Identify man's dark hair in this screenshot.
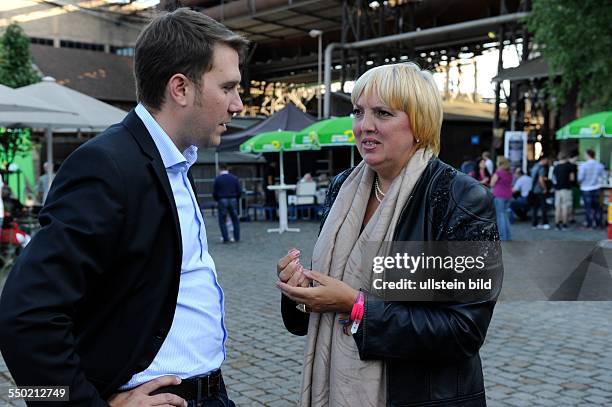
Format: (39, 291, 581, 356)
(585, 149, 596, 159)
(134, 8, 249, 110)
(220, 164, 229, 171)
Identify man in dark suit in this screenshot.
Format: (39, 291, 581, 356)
(0, 8, 247, 407)
(212, 165, 241, 243)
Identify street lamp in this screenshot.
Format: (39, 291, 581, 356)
(309, 29, 323, 119)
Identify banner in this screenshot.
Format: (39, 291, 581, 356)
(504, 131, 527, 173)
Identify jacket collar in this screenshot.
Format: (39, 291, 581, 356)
(120, 109, 182, 253)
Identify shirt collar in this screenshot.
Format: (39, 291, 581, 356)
(135, 103, 198, 171)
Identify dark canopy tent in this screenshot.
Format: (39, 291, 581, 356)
(217, 103, 316, 152)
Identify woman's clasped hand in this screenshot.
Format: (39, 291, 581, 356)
(276, 248, 359, 313)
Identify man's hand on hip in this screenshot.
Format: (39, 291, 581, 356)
(108, 375, 187, 407)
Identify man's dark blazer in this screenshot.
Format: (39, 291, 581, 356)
(0, 110, 190, 406)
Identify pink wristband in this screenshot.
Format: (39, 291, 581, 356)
(349, 291, 365, 334)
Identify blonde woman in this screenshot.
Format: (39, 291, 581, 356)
(277, 63, 501, 407)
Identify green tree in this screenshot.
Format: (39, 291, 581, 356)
(0, 22, 40, 88)
(0, 127, 31, 170)
(526, 0, 612, 113)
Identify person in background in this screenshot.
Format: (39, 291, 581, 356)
(568, 150, 580, 224)
(24, 193, 35, 208)
(1, 186, 25, 224)
(491, 156, 513, 240)
(510, 168, 532, 222)
(482, 151, 494, 175)
(530, 156, 550, 229)
(213, 164, 242, 243)
(552, 152, 575, 230)
(264, 161, 278, 219)
(36, 161, 54, 205)
(299, 173, 314, 183)
(578, 149, 606, 229)
(316, 173, 330, 189)
(476, 158, 491, 187)
(460, 155, 477, 178)
(0, 186, 30, 248)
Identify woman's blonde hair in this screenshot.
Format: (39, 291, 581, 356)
(351, 62, 443, 155)
(497, 155, 511, 171)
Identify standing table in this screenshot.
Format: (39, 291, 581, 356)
(267, 184, 299, 233)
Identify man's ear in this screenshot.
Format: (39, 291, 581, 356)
(167, 74, 190, 107)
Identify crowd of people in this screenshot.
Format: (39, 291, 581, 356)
(460, 148, 609, 240)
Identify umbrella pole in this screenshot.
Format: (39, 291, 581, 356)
(297, 152, 301, 179)
(45, 126, 54, 198)
(280, 151, 285, 185)
(215, 151, 219, 174)
(350, 146, 355, 167)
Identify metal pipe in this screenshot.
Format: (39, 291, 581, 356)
(45, 127, 54, 201)
(194, 0, 325, 23)
(317, 33, 323, 119)
(324, 12, 529, 117)
(323, 42, 338, 118)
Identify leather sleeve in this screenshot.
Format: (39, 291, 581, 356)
(353, 175, 501, 363)
(0, 144, 125, 406)
(353, 295, 496, 363)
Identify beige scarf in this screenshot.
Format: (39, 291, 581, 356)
(299, 148, 433, 407)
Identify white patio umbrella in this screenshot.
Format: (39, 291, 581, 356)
(0, 84, 73, 113)
(15, 77, 127, 130)
(0, 77, 127, 197)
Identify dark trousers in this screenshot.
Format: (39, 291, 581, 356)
(531, 192, 549, 226)
(510, 196, 529, 221)
(187, 378, 234, 407)
(582, 189, 602, 228)
(217, 198, 240, 242)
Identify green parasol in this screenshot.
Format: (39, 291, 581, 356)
(294, 116, 356, 165)
(294, 116, 355, 146)
(555, 111, 612, 140)
(240, 130, 319, 184)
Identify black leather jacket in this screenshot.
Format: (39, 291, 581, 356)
(282, 157, 502, 407)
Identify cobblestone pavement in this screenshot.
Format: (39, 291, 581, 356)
(1, 217, 611, 406)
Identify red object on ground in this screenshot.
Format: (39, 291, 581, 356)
(0, 222, 27, 246)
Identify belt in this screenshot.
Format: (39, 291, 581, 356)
(150, 370, 222, 401)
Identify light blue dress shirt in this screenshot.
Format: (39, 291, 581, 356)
(121, 104, 227, 389)
(578, 159, 605, 192)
